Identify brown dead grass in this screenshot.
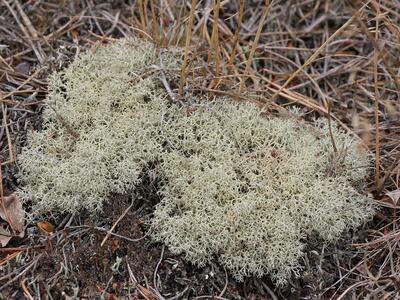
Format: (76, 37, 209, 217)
(0, 0, 399, 299)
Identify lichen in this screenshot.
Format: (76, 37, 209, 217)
(151, 101, 374, 285)
(18, 38, 374, 285)
(18, 38, 178, 214)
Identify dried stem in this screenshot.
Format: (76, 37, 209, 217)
(179, 0, 198, 95)
(239, 0, 272, 94)
(229, 0, 245, 66)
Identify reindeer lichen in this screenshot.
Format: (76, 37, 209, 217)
(18, 38, 374, 285)
(151, 101, 373, 284)
(18, 38, 178, 214)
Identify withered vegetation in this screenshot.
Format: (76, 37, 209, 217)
(0, 0, 399, 299)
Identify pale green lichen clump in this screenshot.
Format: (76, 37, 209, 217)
(18, 38, 374, 285)
(18, 38, 178, 213)
(153, 102, 374, 284)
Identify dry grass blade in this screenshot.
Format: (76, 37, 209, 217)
(0, 0, 399, 298)
(208, 0, 221, 86)
(2, 0, 45, 63)
(0, 55, 14, 72)
(373, 1, 381, 189)
(228, 0, 244, 66)
(0, 251, 21, 266)
(327, 101, 338, 154)
(269, 0, 372, 102)
(179, 0, 198, 95)
(138, 0, 147, 33)
(238, 0, 272, 94)
(149, 0, 158, 44)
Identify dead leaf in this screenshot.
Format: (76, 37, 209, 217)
(37, 221, 55, 234)
(386, 189, 400, 206)
(0, 224, 12, 247)
(0, 193, 25, 233)
(110, 239, 119, 252)
(70, 29, 80, 44)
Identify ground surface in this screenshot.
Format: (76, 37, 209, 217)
(0, 0, 400, 299)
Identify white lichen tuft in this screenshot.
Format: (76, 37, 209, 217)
(18, 38, 374, 285)
(18, 38, 179, 214)
(151, 101, 374, 285)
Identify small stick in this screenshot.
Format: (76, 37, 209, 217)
(153, 245, 164, 290)
(100, 201, 134, 247)
(2, 68, 42, 100)
(13, 0, 39, 38)
(218, 268, 228, 297)
(1, 105, 14, 164)
(326, 101, 338, 154)
(47, 105, 79, 139)
(20, 278, 34, 300)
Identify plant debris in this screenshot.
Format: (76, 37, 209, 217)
(0, 0, 399, 299)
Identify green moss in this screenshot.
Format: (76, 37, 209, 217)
(18, 38, 374, 285)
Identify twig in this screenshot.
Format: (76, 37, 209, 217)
(47, 104, 80, 139)
(326, 101, 338, 153)
(261, 282, 278, 300)
(0, 253, 42, 291)
(2, 68, 42, 100)
(153, 245, 164, 291)
(21, 278, 34, 300)
(100, 201, 134, 247)
(218, 267, 228, 297)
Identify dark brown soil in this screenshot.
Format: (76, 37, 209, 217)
(1, 187, 363, 300)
